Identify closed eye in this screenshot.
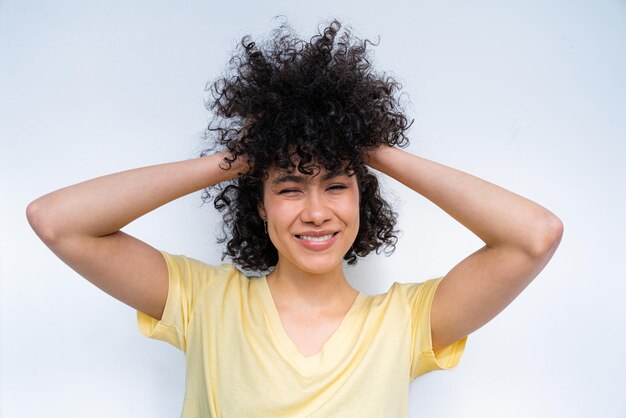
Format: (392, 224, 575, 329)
(279, 189, 301, 194)
(328, 184, 348, 191)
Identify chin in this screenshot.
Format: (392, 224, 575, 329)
(297, 258, 345, 275)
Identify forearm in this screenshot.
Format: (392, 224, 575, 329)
(27, 152, 242, 241)
(368, 146, 561, 254)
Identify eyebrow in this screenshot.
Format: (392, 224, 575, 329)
(271, 170, 350, 186)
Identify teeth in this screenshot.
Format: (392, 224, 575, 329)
(299, 233, 334, 242)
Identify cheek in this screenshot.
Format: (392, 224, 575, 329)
(352, 197, 362, 231)
(265, 202, 299, 238)
(266, 199, 292, 219)
(340, 195, 361, 226)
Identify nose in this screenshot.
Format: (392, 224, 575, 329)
(300, 190, 333, 226)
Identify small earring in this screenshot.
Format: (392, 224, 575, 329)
(263, 219, 267, 234)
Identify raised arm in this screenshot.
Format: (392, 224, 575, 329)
(26, 153, 246, 320)
(366, 146, 563, 350)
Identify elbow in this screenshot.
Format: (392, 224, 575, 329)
(528, 214, 564, 258)
(26, 198, 61, 244)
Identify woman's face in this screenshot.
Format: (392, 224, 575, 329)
(258, 163, 360, 276)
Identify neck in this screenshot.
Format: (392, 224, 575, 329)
(266, 262, 357, 313)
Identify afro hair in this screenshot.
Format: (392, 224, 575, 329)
(201, 17, 412, 272)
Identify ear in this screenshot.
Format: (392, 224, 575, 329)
(257, 202, 266, 220)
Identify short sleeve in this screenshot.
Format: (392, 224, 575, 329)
(136, 251, 218, 352)
(406, 277, 467, 380)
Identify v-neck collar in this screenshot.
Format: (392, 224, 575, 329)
(256, 274, 365, 374)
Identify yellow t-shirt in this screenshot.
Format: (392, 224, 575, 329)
(137, 251, 467, 417)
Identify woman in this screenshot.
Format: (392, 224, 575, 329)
(26, 19, 562, 417)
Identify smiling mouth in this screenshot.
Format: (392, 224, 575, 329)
(295, 232, 338, 242)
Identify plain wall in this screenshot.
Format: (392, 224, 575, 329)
(2, 0, 625, 417)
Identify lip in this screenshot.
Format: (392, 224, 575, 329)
(295, 230, 337, 237)
(294, 231, 339, 251)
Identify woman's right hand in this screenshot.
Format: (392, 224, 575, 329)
(26, 152, 243, 320)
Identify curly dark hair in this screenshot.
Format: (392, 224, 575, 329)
(201, 17, 412, 272)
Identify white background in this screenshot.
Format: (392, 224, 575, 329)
(2, 1, 625, 417)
